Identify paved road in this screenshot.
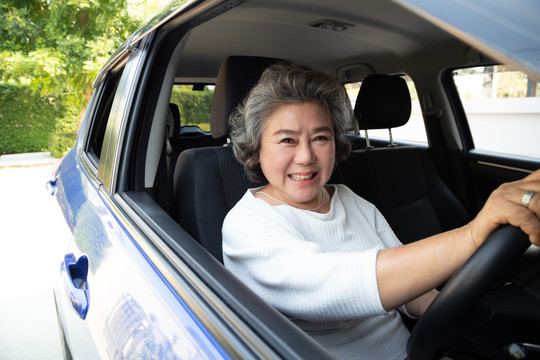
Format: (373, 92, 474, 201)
(0, 161, 64, 359)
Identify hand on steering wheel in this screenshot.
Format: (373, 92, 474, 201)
(406, 225, 530, 360)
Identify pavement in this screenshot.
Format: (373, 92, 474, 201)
(0, 152, 59, 168)
(0, 153, 65, 359)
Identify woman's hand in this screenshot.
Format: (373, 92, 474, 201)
(377, 169, 540, 312)
(467, 169, 540, 248)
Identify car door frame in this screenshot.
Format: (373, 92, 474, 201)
(441, 68, 540, 212)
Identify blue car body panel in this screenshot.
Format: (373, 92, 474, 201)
(54, 149, 96, 234)
(53, 148, 229, 359)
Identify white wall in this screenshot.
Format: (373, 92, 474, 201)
(462, 98, 540, 159)
(369, 98, 540, 160)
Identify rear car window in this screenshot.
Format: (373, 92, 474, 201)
(345, 75, 427, 144)
(169, 84, 214, 132)
(86, 68, 124, 165)
(453, 65, 540, 159)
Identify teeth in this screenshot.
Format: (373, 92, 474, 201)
(290, 174, 314, 181)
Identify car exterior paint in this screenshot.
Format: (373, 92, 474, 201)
(53, 140, 230, 359)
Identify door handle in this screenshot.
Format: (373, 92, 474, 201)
(61, 254, 90, 319)
(46, 177, 58, 196)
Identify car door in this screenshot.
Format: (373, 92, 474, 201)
(447, 65, 540, 211)
(52, 35, 230, 359)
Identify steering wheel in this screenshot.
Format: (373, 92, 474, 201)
(406, 225, 531, 360)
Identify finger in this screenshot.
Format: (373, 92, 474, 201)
(514, 188, 540, 245)
(520, 168, 540, 182)
(491, 181, 540, 245)
(505, 203, 540, 245)
(521, 189, 536, 209)
(516, 182, 540, 215)
(501, 178, 540, 209)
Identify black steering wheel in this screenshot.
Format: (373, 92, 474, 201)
(406, 225, 531, 360)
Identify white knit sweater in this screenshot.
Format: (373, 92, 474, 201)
(222, 184, 410, 360)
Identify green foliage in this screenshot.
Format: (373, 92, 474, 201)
(169, 87, 214, 132)
(0, 84, 62, 154)
(0, 0, 49, 53)
(0, 0, 153, 156)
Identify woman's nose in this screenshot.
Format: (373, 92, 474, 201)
(294, 142, 315, 164)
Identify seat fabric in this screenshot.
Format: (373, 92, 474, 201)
(174, 146, 261, 262)
(210, 56, 283, 139)
(337, 147, 469, 243)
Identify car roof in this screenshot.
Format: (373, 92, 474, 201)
(97, 0, 539, 86)
(175, 0, 458, 81)
(96, 0, 470, 86)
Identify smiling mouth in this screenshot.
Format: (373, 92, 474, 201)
(289, 173, 317, 181)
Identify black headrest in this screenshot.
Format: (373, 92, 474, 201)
(354, 74, 411, 130)
(210, 56, 281, 139)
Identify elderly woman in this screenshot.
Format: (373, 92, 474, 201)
(222, 62, 540, 360)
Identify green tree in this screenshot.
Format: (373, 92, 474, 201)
(0, 0, 164, 156)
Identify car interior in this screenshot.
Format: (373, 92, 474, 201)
(135, 0, 485, 262)
(85, 0, 540, 358)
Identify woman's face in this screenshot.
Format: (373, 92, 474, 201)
(258, 101, 335, 209)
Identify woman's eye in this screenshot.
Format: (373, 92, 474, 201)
(314, 135, 329, 141)
(280, 138, 295, 144)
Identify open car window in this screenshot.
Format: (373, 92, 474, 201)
(453, 65, 540, 160)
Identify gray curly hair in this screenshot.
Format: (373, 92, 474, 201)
(229, 61, 356, 183)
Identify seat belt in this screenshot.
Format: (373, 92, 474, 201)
(422, 91, 453, 189)
(154, 123, 174, 215)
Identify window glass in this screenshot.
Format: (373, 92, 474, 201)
(169, 84, 214, 132)
(453, 65, 540, 159)
(86, 68, 124, 164)
(345, 75, 427, 144)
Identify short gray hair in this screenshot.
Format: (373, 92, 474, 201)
(229, 61, 356, 183)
